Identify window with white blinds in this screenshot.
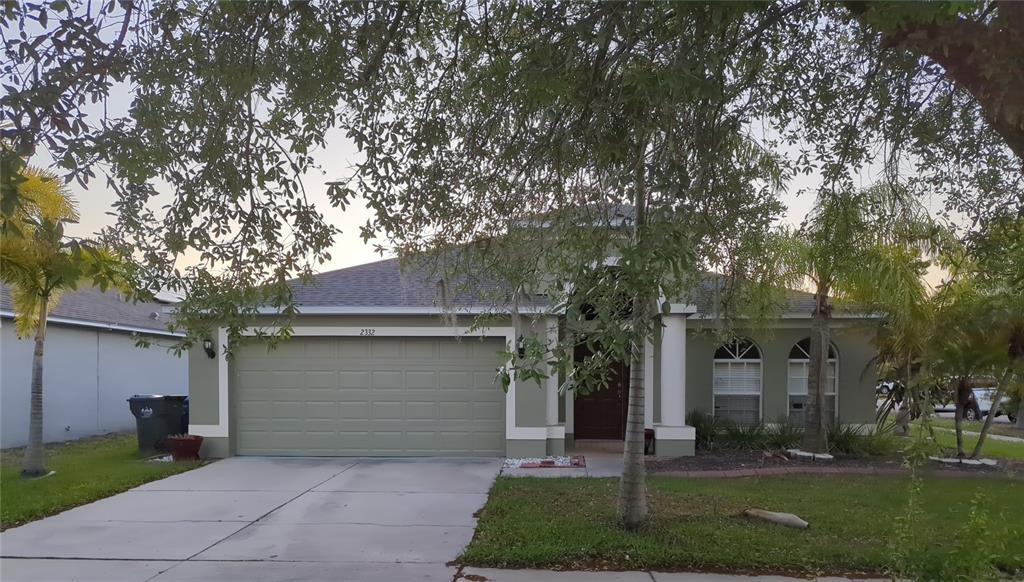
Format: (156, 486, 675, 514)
(713, 339, 762, 427)
(787, 338, 839, 426)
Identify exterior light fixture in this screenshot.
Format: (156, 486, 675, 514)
(202, 338, 216, 359)
(516, 334, 526, 359)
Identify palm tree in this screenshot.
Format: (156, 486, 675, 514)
(0, 167, 131, 477)
(928, 215, 1024, 457)
(774, 184, 934, 453)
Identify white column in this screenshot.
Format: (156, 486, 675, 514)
(545, 318, 560, 431)
(659, 314, 687, 428)
(644, 336, 655, 428)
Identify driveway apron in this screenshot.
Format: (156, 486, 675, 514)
(0, 456, 501, 582)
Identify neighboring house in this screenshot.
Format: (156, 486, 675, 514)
(187, 258, 880, 459)
(1, 285, 188, 448)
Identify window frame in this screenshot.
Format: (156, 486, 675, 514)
(786, 338, 839, 422)
(712, 338, 764, 425)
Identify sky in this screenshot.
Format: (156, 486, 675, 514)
(38, 85, 937, 282)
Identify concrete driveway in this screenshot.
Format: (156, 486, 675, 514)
(0, 456, 501, 582)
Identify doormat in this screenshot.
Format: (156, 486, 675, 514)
(503, 456, 586, 469)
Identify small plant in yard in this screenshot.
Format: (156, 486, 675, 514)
(889, 425, 1007, 581)
(721, 422, 769, 450)
(687, 410, 721, 450)
(766, 417, 803, 450)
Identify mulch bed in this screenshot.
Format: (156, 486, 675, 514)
(645, 449, 1023, 478)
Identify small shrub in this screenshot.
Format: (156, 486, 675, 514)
(827, 423, 866, 455)
(828, 424, 901, 457)
(721, 423, 769, 450)
(766, 418, 803, 450)
(686, 410, 721, 450)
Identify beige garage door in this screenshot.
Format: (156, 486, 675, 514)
(234, 336, 506, 456)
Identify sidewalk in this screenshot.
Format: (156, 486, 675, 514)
(458, 567, 887, 581)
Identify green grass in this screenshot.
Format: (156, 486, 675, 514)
(908, 423, 1024, 460)
(921, 417, 1024, 440)
(927, 430, 1024, 460)
(1, 433, 202, 530)
(461, 476, 1023, 577)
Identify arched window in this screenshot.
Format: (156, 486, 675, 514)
(712, 338, 762, 426)
(787, 338, 839, 426)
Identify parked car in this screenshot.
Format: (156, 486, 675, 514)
(971, 388, 1017, 423)
(876, 381, 897, 397)
(936, 388, 1017, 422)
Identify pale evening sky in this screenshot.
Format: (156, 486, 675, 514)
(36, 85, 947, 285)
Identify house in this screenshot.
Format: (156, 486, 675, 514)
(186, 257, 880, 458)
(0, 285, 188, 448)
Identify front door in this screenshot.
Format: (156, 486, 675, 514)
(573, 343, 629, 439)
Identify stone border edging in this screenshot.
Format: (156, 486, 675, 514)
(654, 466, 1021, 479)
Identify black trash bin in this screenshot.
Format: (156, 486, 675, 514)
(127, 395, 188, 456)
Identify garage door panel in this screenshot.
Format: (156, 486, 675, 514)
(371, 371, 403, 388)
(405, 371, 437, 388)
(305, 372, 338, 389)
(371, 401, 403, 418)
(305, 402, 339, 418)
(406, 402, 437, 419)
(338, 402, 370, 418)
(404, 341, 437, 358)
(235, 336, 506, 456)
(369, 340, 403, 358)
(338, 371, 370, 388)
(475, 401, 503, 420)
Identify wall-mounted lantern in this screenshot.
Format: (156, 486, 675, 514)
(202, 338, 216, 359)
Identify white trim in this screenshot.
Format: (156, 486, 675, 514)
(659, 314, 687, 428)
(242, 325, 514, 338)
(0, 311, 184, 338)
(643, 336, 655, 429)
(190, 327, 230, 438)
(691, 312, 882, 321)
(565, 387, 575, 435)
(660, 302, 698, 314)
(545, 317, 562, 436)
(256, 305, 550, 316)
(546, 425, 566, 439)
(192, 324, 544, 444)
(654, 425, 696, 440)
(711, 338, 765, 424)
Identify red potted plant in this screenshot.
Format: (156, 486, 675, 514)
(166, 434, 204, 461)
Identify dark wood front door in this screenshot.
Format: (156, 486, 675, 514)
(573, 343, 629, 440)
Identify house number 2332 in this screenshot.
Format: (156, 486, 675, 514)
(359, 328, 376, 336)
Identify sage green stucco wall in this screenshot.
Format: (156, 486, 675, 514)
(684, 321, 878, 425)
(188, 346, 219, 425)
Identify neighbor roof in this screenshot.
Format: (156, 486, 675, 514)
(0, 284, 181, 336)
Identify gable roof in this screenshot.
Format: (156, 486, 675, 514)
(0, 284, 182, 336)
(283, 257, 857, 319)
(287, 257, 544, 313)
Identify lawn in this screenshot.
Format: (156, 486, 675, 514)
(922, 417, 1024, 440)
(461, 476, 1023, 578)
(910, 423, 1024, 460)
(1, 433, 201, 530)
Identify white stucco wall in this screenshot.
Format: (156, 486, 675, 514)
(0, 321, 188, 448)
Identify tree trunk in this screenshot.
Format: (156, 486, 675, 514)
(953, 377, 968, 458)
(1016, 396, 1024, 431)
(617, 141, 649, 530)
(22, 295, 49, 477)
(969, 369, 1012, 459)
(801, 287, 830, 453)
(617, 331, 647, 529)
